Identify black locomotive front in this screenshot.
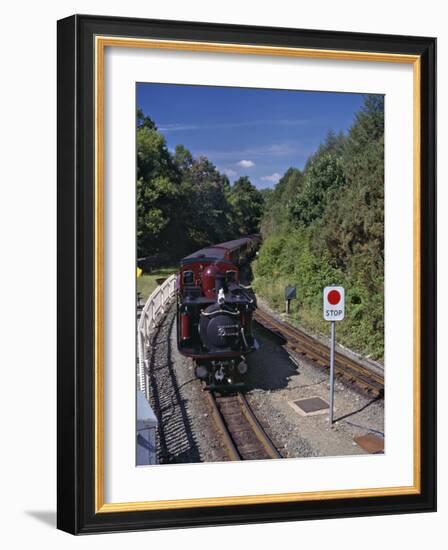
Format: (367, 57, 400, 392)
(177, 256, 257, 388)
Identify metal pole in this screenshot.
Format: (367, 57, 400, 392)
(285, 299, 290, 315)
(329, 321, 336, 425)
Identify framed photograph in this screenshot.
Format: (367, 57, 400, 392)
(57, 14, 436, 534)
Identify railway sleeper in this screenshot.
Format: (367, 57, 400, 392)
(231, 432, 261, 446)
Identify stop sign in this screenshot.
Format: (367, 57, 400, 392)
(323, 286, 345, 321)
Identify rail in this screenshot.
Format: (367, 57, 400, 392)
(137, 274, 177, 393)
(253, 308, 384, 397)
(205, 392, 281, 461)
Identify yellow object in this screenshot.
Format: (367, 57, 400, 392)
(136, 267, 143, 278)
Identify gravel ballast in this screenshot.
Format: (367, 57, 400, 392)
(143, 302, 384, 464)
(144, 304, 229, 464)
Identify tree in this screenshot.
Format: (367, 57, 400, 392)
(135, 107, 270, 262)
(253, 96, 385, 359)
(289, 152, 345, 227)
(173, 144, 193, 173)
(261, 168, 303, 236)
(314, 95, 385, 273)
(136, 109, 246, 258)
(229, 176, 264, 235)
(136, 112, 183, 256)
(177, 155, 236, 246)
(137, 108, 156, 131)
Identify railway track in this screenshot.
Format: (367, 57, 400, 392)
(205, 392, 281, 461)
(254, 308, 384, 397)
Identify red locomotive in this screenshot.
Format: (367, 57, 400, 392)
(176, 236, 261, 389)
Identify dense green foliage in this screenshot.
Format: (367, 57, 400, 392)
(136, 109, 264, 259)
(229, 176, 265, 235)
(253, 96, 384, 360)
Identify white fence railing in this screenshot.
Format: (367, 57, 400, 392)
(137, 274, 177, 393)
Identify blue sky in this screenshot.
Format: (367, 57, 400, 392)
(137, 83, 367, 189)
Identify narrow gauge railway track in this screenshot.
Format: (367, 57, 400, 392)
(254, 308, 384, 398)
(205, 392, 281, 461)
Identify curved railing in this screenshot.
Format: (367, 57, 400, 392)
(137, 274, 177, 392)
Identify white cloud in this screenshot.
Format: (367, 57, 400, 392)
(261, 172, 282, 183)
(198, 141, 315, 160)
(237, 159, 255, 168)
(158, 118, 310, 133)
(222, 168, 237, 177)
(158, 123, 200, 132)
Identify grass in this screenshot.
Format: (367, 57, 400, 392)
(252, 274, 384, 362)
(252, 275, 328, 335)
(137, 266, 177, 304)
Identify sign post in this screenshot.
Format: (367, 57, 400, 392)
(329, 320, 336, 425)
(284, 285, 296, 315)
(323, 286, 345, 425)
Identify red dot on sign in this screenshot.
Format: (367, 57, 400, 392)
(327, 289, 341, 305)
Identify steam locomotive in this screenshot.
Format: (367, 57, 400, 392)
(176, 236, 261, 389)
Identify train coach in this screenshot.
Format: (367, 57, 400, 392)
(176, 236, 261, 389)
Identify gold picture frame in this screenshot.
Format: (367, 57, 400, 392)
(58, 14, 436, 534)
